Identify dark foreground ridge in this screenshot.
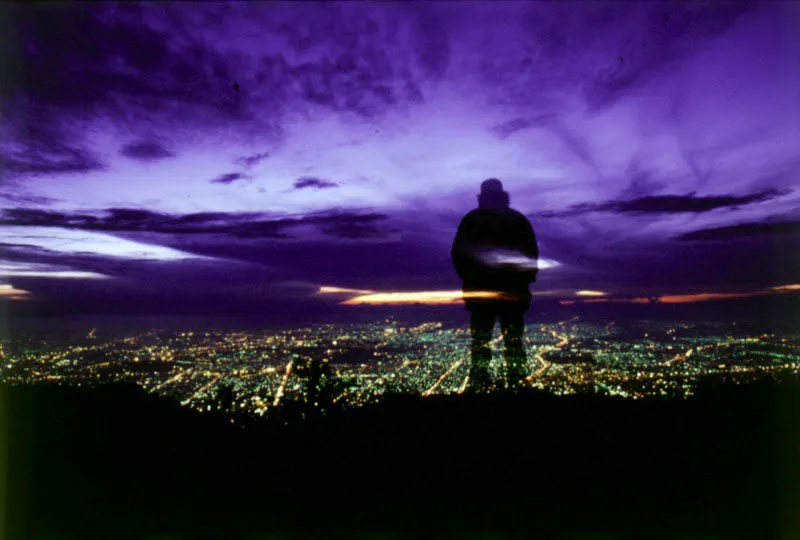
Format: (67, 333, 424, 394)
(4, 378, 800, 540)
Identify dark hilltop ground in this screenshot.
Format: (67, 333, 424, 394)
(3, 375, 800, 540)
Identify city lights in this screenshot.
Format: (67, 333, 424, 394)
(0, 319, 796, 417)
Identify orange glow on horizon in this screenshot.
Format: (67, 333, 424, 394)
(771, 284, 800, 292)
(576, 290, 607, 297)
(0, 284, 31, 300)
(341, 290, 515, 305)
(656, 283, 799, 303)
(325, 282, 800, 307)
(657, 291, 765, 304)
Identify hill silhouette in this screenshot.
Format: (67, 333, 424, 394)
(3, 377, 799, 540)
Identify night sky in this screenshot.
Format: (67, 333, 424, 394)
(1, 2, 799, 321)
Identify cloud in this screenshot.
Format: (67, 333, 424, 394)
(316, 213, 386, 239)
(0, 207, 391, 240)
(234, 151, 270, 168)
(579, 3, 757, 110)
(470, 3, 758, 111)
(293, 177, 339, 190)
(411, 5, 451, 80)
(0, 226, 202, 262)
(0, 103, 104, 182)
(491, 114, 558, 139)
(8, 5, 252, 121)
(0, 260, 108, 279)
(119, 140, 175, 162)
(540, 189, 791, 218)
(1, 142, 104, 177)
(0, 194, 62, 206)
(617, 159, 668, 200)
(211, 172, 249, 185)
(2, 2, 459, 171)
(3, 4, 280, 151)
(675, 220, 800, 241)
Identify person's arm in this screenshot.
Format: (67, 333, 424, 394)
(519, 217, 539, 283)
(451, 215, 480, 283)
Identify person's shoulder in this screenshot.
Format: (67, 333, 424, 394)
(497, 207, 526, 222)
(508, 207, 533, 222)
(506, 209, 535, 232)
(460, 208, 484, 222)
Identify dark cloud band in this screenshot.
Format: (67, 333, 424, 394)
(675, 220, 800, 241)
(120, 141, 176, 162)
(540, 189, 791, 218)
(294, 177, 339, 190)
(0, 207, 390, 240)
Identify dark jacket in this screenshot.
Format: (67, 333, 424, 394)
(451, 207, 538, 306)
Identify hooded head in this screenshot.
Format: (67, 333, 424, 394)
(477, 178, 510, 209)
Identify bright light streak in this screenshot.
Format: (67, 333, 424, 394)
(526, 328, 566, 382)
(0, 226, 205, 260)
(181, 375, 221, 406)
(422, 359, 463, 396)
(272, 359, 294, 407)
(537, 258, 560, 270)
(576, 290, 607, 297)
(152, 369, 193, 391)
(341, 290, 515, 305)
(480, 249, 538, 269)
(662, 349, 691, 366)
(474, 249, 560, 271)
(456, 374, 470, 395)
(0, 270, 109, 279)
(657, 284, 800, 303)
(0, 262, 109, 279)
(0, 284, 31, 300)
(771, 284, 800, 292)
(658, 291, 763, 303)
(317, 286, 376, 294)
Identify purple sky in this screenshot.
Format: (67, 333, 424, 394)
(1, 2, 799, 319)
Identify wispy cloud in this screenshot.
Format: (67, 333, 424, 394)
(293, 177, 339, 190)
(211, 172, 249, 185)
(0, 194, 62, 206)
(0, 207, 392, 240)
(235, 151, 270, 168)
(675, 220, 800, 241)
(0, 226, 204, 261)
(1, 145, 104, 176)
(540, 189, 791, 218)
(0, 261, 109, 279)
(119, 140, 176, 162)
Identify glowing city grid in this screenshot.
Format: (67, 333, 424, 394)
(1, 318, 798, 416)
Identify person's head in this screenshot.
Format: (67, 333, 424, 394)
(477, 178, 510, 209)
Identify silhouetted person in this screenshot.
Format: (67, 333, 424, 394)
(451, 179, 539, 391)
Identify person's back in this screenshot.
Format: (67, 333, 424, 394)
(452, 206, 538, 297)
(451, 179, 538, 391)
(452, 179, 539, 303)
